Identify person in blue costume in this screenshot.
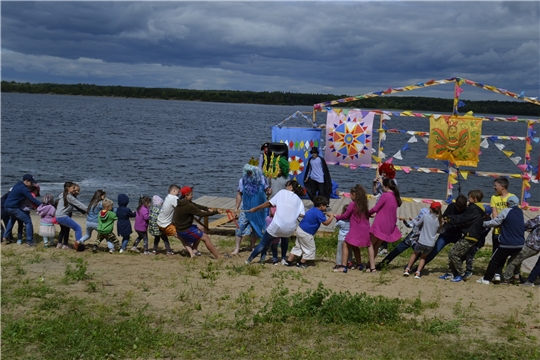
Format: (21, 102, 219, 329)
(231, 164, 268, 256)
(304, 147, 332, 203)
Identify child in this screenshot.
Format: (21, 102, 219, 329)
(377, 207, 430, 270)
(116, 194, 136, 253)
(440, 189, 487, 282)
(372, 162, 397, 256)
(503, 215, 540, 284)
(149, 195, 174, 255)
(477, 195, 525, 285)
(157, 184, 180, 238)
(404, 202, 443, 278)
(132, 196, 151, 254)
(36, 193, 56, 248)
(334, 185, 370, 273)
(260, 207, 281, 265)
(18, 184, 41, 244)
(367, 178, 402, 273)
(93, 198, 120, 253)
(333, 205, 351, 269)
(490, 177, 515, 256)
(55, 182, 87, 250)
(284, 195, 334, 269)
(246, 180, 306, 265)
(78, 190, 106, 247)
(521, 256, 540, 287)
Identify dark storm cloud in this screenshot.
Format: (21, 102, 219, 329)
(2, 1, 538, 100)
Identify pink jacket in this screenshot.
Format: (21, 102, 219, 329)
(134, 205, 150, 232)
(368, 192, 402, 242)
(36, 204, 56, 224)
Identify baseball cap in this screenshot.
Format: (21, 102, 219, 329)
(22, 174, 37, 184)
(180, 186, 193, 196)
(506, 195, 519, 207)
(430, 201, 442, 210)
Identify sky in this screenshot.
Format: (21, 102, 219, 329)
(1, 1, 539, 101)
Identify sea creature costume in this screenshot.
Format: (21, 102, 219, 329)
(236, 164, 267, 238)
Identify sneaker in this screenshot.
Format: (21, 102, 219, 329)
(281, 259, 288, 266)
(130, 246, 140, 253)
(73, 241, 79, 251)
(439, 273, 453, 280)
(272, 260, 279, 266)
(493, 274, 501, 284)
(296, 262, 309, 269)
(476, 277, 490, 285)
(414, 271, 421, 279)
(521, 281, 535, 287)
(166, 251, 175, 256)
(463, 271, 473, 281)
(62, 245, 69, 249)
(152, 250, 158, 255)
(450, 275, 463, 282)
(403, 268, 410, 277)
(244, 259, 251, 265)
(92, 246, 98, 253)
(17, 239, 22, 245)
(109, 249, 115, 254)
(56, 243, 63, 249)
(283, 260, 295, 267)
(44, 242, 49, 248)
(119, 249, 125, 254)
(378, 248, 388, 256)
(347, 261, 354, 269)
(144, 251, 153, 255)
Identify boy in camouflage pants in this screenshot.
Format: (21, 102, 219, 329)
(92, 198, 120, 253)
(439, 190, 487, 282)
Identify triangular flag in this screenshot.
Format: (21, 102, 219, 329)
(495, 143, 505, 151)
(460, 171, 469, 180)
(510, 156, 522, 165)
(401, 166, 410, 174)
(393, 151, 403, 160)
(422, 137, 429, 144)
(502, 150, 514, 157)
(408, 136, 418, 143)
(480, 138, 489, 148)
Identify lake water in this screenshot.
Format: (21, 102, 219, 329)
(2, 93, 539, 206)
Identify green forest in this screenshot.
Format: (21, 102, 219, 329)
(2, 81, 539, 116)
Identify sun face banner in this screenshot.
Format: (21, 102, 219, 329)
(325, 109, 374, 167)
(427, 115, 483, 167)
(271, 126, 322, 185)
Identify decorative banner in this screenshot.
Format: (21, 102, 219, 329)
(272, 126, 322, 186)
(428, 115, 483, 167)
(325, 109, 374, 166)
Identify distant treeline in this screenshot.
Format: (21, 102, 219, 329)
(2, 81, 539, 116)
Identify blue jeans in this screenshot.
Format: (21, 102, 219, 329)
(3, 208, 33, 244)
(120, 235, 130, 251)
(55, 216, 83, 241)
(423, 235, 458, 266)
(79, 222, 98, 243)
(527, 256, 540, 283)
(261, 237, 289, 262)
(248, 231, 275, 262)
(380, 239, 412, 267)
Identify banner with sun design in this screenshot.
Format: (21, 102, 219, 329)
(427, 115, 483, 167)
(271, 126, 322, 186)
(325, 109, 374, 167)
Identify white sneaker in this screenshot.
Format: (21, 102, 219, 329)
(414, 271, 421, 279)
(493, 274, 501, 284)
(130, 246, 140, 253)
(119, 249, 125, 254)
(403, 268, 410, 277)
(281, 259, 288, 265)
(17, 240, 22, 245)
(109, 249, 115, 254)
(244, 259, 251, 265)
(476, 277, 490, 285)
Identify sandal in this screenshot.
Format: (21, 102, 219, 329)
(357, 263, 365, 271)
(194, 250, 202, 256)
(223, 253, 232, 259)
(333, 265, 348, 273)
(365, 268, 377, 273)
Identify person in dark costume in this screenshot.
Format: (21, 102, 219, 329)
(304, 147, 332, 203)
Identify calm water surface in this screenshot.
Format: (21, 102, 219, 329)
(2, 93, 539, 206)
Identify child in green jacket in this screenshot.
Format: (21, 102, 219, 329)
(93, 199, 120, 253)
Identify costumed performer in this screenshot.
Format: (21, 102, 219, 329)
(304, 147, 332, 203)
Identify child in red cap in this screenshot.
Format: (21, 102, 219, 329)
(404, 201, 443, 279)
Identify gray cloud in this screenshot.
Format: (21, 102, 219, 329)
(2, 1, 538, 101)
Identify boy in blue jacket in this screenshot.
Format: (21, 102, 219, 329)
(116, 194, 136, 253)
(477, 195, 525, 285)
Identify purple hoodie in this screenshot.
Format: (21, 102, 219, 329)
(36, 204, 56, 224)
(134, 205, 150, 232)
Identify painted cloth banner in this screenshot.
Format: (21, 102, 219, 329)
(271, 126, 322, 186)
(427, 115, 482, 167)
(325, 109, 374, 167)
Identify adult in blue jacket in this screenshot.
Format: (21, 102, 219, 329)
(2, 174, 42, 246)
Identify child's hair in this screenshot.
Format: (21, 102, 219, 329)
(102, 198, 113, 209)
(62, 181, 77, 209)
(168, 184, 180, 193)
(31, 184, 41, 197)
(88, 190, 106, 211)
(455, 194, 468, 210)
(383, 178, 402, 207)
(313, 195, 329, 208)
(350, 184, 369, 218)
(137, 195, 152, 212)
(468, 189, 484, 202)
(41, 193, 55, 206)
(494, 177, 509, 190)
(341, 205, 348, 215)
(286, 180, 304, 197)
(152, 195, 163, 207)
(378, 162, 396, 179)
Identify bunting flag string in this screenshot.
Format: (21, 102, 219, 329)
(276, 111, 318, 128)
(314, 76, 540, 111)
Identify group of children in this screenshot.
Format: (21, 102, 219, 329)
(2, 172, 540, 287)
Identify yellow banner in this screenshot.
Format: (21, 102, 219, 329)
(427, 115, 483, 167)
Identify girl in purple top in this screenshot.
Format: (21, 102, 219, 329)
(367, 178, 402, 272)
(132, 196, 151, 254)
(334, 184, 371, 273)
(36, 194, 56, 248)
